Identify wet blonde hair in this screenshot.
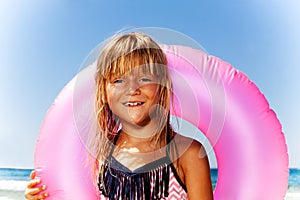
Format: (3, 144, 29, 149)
(91, 32, 174, 183)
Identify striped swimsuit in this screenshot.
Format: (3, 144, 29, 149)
(98, 138, 188, 199)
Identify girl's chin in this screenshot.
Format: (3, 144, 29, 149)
(129, 118, 151, 127)
(121, 116, 152, 127)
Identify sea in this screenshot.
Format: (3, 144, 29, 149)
(0, 168, 299, 200)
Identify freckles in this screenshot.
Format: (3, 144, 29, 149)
(105, 85, 123, 104)
(106, 84, 116, 94)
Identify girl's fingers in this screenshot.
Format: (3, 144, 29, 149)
(30, 170, 36, 180)
(25, 185, 48, 199)
(25, 170, 49, 199)
(36, 192, 49, 199)
(29, 185, 46, 194)
(27, 178, 41, 188)
(30, 191, 48, 199)
(25, 192, 48, 200)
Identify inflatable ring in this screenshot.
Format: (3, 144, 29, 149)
(34, 45, 288, 199)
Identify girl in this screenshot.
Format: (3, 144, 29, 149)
(25, 32, 213, 200)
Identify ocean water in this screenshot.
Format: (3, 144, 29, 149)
(0, 168, 31, 200)
(0, 168, 299, 199)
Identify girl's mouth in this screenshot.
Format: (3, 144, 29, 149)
(123, 102, 144, 107)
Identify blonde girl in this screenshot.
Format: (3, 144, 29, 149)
(25, 32, 213, 200)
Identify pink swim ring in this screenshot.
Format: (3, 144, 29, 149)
(34, 44, 288, 199)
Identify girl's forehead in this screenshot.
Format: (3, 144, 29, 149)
(102, 53, 167, 81)
(121, 65, 152, 74)
(116, 55, 148, 70)
(108, 57, 159, 76)
(110, 65, 156, 79)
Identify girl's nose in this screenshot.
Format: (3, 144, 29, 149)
(126, 80, 141, 95)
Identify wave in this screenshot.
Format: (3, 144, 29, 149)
(0, 180, 27, 191)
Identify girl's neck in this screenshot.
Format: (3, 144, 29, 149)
(113, 129, 167, 169)
(120, 130, 153, 144)
(120, 117, 163, 142)
(116, 125, 165, 154)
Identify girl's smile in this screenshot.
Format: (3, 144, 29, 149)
(123, 101, 144, 107)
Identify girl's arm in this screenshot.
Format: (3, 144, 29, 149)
(179, 139, 213, 200)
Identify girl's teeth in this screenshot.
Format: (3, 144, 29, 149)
(126, 102, 142, 106)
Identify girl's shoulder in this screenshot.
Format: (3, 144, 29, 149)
(169, 133, 209, 186)
(173, 134, 213, 199)
(172, 133, 207, 168)
(172, 133, 204, 156)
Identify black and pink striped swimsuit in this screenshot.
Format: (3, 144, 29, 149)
(98, 136, 188, 200)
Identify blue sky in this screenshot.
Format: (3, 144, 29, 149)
(0, 0, 299, 168)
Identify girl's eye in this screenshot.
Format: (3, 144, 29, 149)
(140, 77, 152, 82)
(113, 79, 124, 84)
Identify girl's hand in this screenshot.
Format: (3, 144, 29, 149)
(24, 171, 48, 200)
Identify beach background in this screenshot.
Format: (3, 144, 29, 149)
(0, 168, 299, 199)
(1, 0, 300, 199)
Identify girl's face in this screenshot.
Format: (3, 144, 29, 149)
(105, 65, 160, 128)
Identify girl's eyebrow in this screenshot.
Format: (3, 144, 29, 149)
(106, 73, 123, 82)
(138, 71, 153, 76)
